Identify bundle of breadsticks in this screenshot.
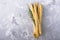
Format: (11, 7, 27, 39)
(28, 2, 43, 38)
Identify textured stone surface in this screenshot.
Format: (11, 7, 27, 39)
(0, 0, 60, 40)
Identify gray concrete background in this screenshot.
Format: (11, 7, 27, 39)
(0, 0, 60, 40)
